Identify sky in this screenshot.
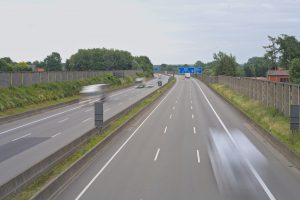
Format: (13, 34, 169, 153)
(0, 0, 300, 65)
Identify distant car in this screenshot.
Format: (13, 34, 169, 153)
(157, 81, 162, 86)
(80, 84, 108, 102)
(135, 78, 146, 88)
(185, 73, 191, 78)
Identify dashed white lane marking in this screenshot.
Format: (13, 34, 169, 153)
(118, 102, 123, 105)
(73, 79, 178, 200)
(197, 149, 200, 163)
(193, 78, 277, 200)
(191, 106, 193, 110)
(192, 114, 194, 119)
(51, 132, 62, 138)
(175, 100, 178, 103)
(84, 109, 92, 113)
(104, 108, 110, 113)
(172, 106, 175, 110)
(58, 118, 69, 123)
(82, 118, 92, 123)
(154, 148, 160, 161)
(169, 114, 172, 119)
(164, 126, 168, 134)
(193, 127, 196, 134)
(12, 133, 31, 142)
(191, 100, 192, 104)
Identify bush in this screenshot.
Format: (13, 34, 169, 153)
(0, 74, 135, 112)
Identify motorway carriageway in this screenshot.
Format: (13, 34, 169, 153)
(54, 76, 300, 200)
(0, 76, 168, 186)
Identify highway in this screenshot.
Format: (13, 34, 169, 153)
(0, 76, 168, 186)
(54, 76, 300, 200)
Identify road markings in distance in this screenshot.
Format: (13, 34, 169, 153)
(164, 126, 168, 134)
(82, 118, 92, 123)
(169, 114, 172, 119)
(73, 80, 178, 200)
(58, 118, 69, 123)
(84, 109, 92, 113)
(51, 132, 62, 138)
(12, 133, 31, 142)
(193, 127, 196, 134)
(192, 114, 194, 119)
(175, 100, 178, 103)
(154, 148, 160, 161)
(172, 106, 175, 110)
(196, 149, 200, 163)
(193, 78, 277, 200)
(118, 102, 123, 106)
(191, 100, 192, 104)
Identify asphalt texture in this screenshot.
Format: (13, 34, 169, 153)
(0, 76, 168, 185)
(54, 76, 300, 200)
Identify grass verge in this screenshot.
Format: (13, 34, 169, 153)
(211, 83, 300, 156)
(6, 79, 175, 200)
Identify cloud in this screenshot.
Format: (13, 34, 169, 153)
(0, 0, 299, 64)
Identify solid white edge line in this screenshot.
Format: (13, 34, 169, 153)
(74, 79, 177, 200)
(12, 133, 31, 142)
(154, 148, 160, 161)
(197, 149, 200, 163)
(192, 78, 276, 200)
(51, 132, 62, 138)
(164, 126, 168, 134)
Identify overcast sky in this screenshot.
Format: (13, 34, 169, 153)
(0, 0, 299, 64)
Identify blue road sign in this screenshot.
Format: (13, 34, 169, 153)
(195, 67, 203, 74)
(188, 68, 195, 74)
(154, 67, 160, 71)
(178, 67, 185, 74)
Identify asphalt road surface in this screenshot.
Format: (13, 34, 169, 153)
(54, 76, 300, 200)
(0, 75, 168, 186)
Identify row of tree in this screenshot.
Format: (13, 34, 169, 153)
(190, 34, 300, 83)
(0, 48, 154, 74)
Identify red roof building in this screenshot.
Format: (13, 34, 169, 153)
(267, 69, 289, 82)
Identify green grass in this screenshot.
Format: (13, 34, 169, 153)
(0, 74, 142, 118)
(211, 83, 300, 156)
(6, 79, 175, 200)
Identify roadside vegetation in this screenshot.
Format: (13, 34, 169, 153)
(211, 84, 300, 156)
(0, 73, 141, 116)
(6, 78, 176, 200)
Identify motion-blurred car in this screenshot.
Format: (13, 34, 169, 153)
(135, 78, 146, 88)
(80, 84, 108, 102)
(208, 129, 258, 198)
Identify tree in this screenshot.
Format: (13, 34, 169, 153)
(44, 52, 62, 71)
(289, 58, 300, 84)
(276, 34, 300, 68)
(243, 57, 271, 77)
(263, 36, 279, 69)
(0, 59, 12, 72)
(135, 56, 153, 76)
(213, 52, 238, 76)
(194, 60, 205, 67)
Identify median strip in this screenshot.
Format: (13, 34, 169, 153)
(5, 78, 175, 200)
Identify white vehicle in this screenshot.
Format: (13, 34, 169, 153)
(135, 78, 146, 88)
(80, 84, 108, 102)
(185, 73, 191, 78)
